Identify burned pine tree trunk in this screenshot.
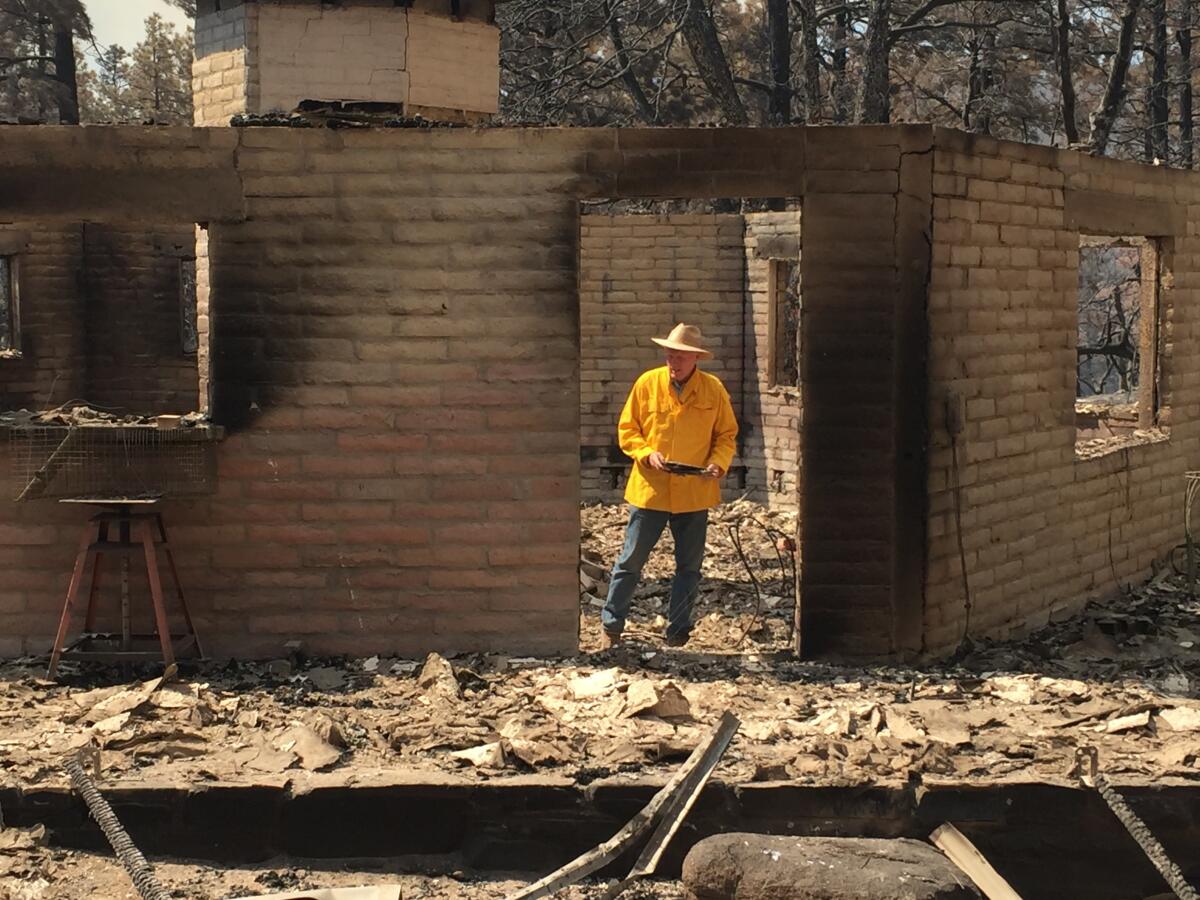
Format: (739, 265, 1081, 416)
(964, 28, 996, 134)
(53, 24, 79, 125)
(604, 0, 657, 123)
(767, 0, 791, 123)
(798, 0, 822, 122)
(36, 15, 49, 121)
(796, 0, 825, 122)
(1088, 0, 1143, 155)
(859, 0, 892, 123)
(831, 8, 851, 122)
(672, 0, 749, 124)
(1054, 0, 1081, 144)
(1150, 0, 1170, 160)
(1179, 0, 1194, 167)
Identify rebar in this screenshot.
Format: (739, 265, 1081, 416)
(63, 753, 171, 900)
(1076, 747, 1199, 900)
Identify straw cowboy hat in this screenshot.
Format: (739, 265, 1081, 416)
(651, 323, 714, 359)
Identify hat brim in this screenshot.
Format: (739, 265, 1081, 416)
(651, 337, 714, 359)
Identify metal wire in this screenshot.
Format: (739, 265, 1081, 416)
(727, 515, 797, 648)
(6, 425, 215, 502)
(727, 523, 765, 647)
(64, 753, 171, 900)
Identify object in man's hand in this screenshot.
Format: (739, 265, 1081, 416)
(662, 461, 709, 476)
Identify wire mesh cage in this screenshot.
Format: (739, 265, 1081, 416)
(4, 425, 218, 502)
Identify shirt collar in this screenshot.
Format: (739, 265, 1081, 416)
(668, 367, 699, 400)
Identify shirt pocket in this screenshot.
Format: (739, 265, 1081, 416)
(647, 399, 674, 436)
(685, 399, 717, 428)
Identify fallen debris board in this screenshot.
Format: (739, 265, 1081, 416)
(628, 711, 741, 877)
(507, 711, 740, 900)
(931, 823, 1023, 900)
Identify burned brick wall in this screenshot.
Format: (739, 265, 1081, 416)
(797, 127, 931, 658)
(925, 130, 1198, 653)
(7, 124, 1199, 662)
(0, 126, 822, 660)
(578, 213, 746, 502)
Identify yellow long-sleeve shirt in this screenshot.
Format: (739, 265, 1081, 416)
(618, 366, 739, 513)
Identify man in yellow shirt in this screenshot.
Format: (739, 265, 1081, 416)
(601, 323, 739, 648)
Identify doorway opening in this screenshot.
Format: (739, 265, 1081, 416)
(575, 198, 802, 655)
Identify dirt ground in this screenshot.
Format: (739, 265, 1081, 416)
(0, 846, 686, 900)
(2, 501, 1200, 897)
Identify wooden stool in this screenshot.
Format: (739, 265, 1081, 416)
(47, 500, 203, 678)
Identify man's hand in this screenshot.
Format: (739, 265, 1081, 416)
(646, 451, 667, 471)
(705, 464, 725, 479)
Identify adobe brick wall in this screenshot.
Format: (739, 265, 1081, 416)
(81, 223, 200, 415)
(797, 127, 932, 657)
(743, 211, 801, 512)
(21, 124, 1178, 662)
(0, 126, 605, 658)
(192, 1, 499, 125)
(924, 129, 1199, 653)
(0, 125, 842, 660)
(578, 213, 746, 501)
(0, 224, 86, 410)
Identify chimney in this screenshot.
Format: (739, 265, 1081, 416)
(192, 0, 501, 125)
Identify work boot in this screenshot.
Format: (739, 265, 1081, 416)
(602, 629, 622, 649)
(665, 632, 689, 648)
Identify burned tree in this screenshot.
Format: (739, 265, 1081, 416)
(1077, 242, 1144, 399)
(0, 0, 91, 124)
(1088, 0, 1144, 155)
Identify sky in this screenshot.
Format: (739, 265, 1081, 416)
(86, 0, 190, 53)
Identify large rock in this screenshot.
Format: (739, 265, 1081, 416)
(682, 834, 981, 900)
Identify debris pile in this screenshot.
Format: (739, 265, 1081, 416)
(3, 639, 1199, 792)
(579, 500, 798, 652)
(0, 405, 208, 429)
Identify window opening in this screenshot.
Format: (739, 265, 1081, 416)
(768, 258, 800, 389)
(1076, 235, 1163, 456)
(180, 257, 199, 355)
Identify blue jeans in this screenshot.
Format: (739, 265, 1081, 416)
(601, 506, 709, 640)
